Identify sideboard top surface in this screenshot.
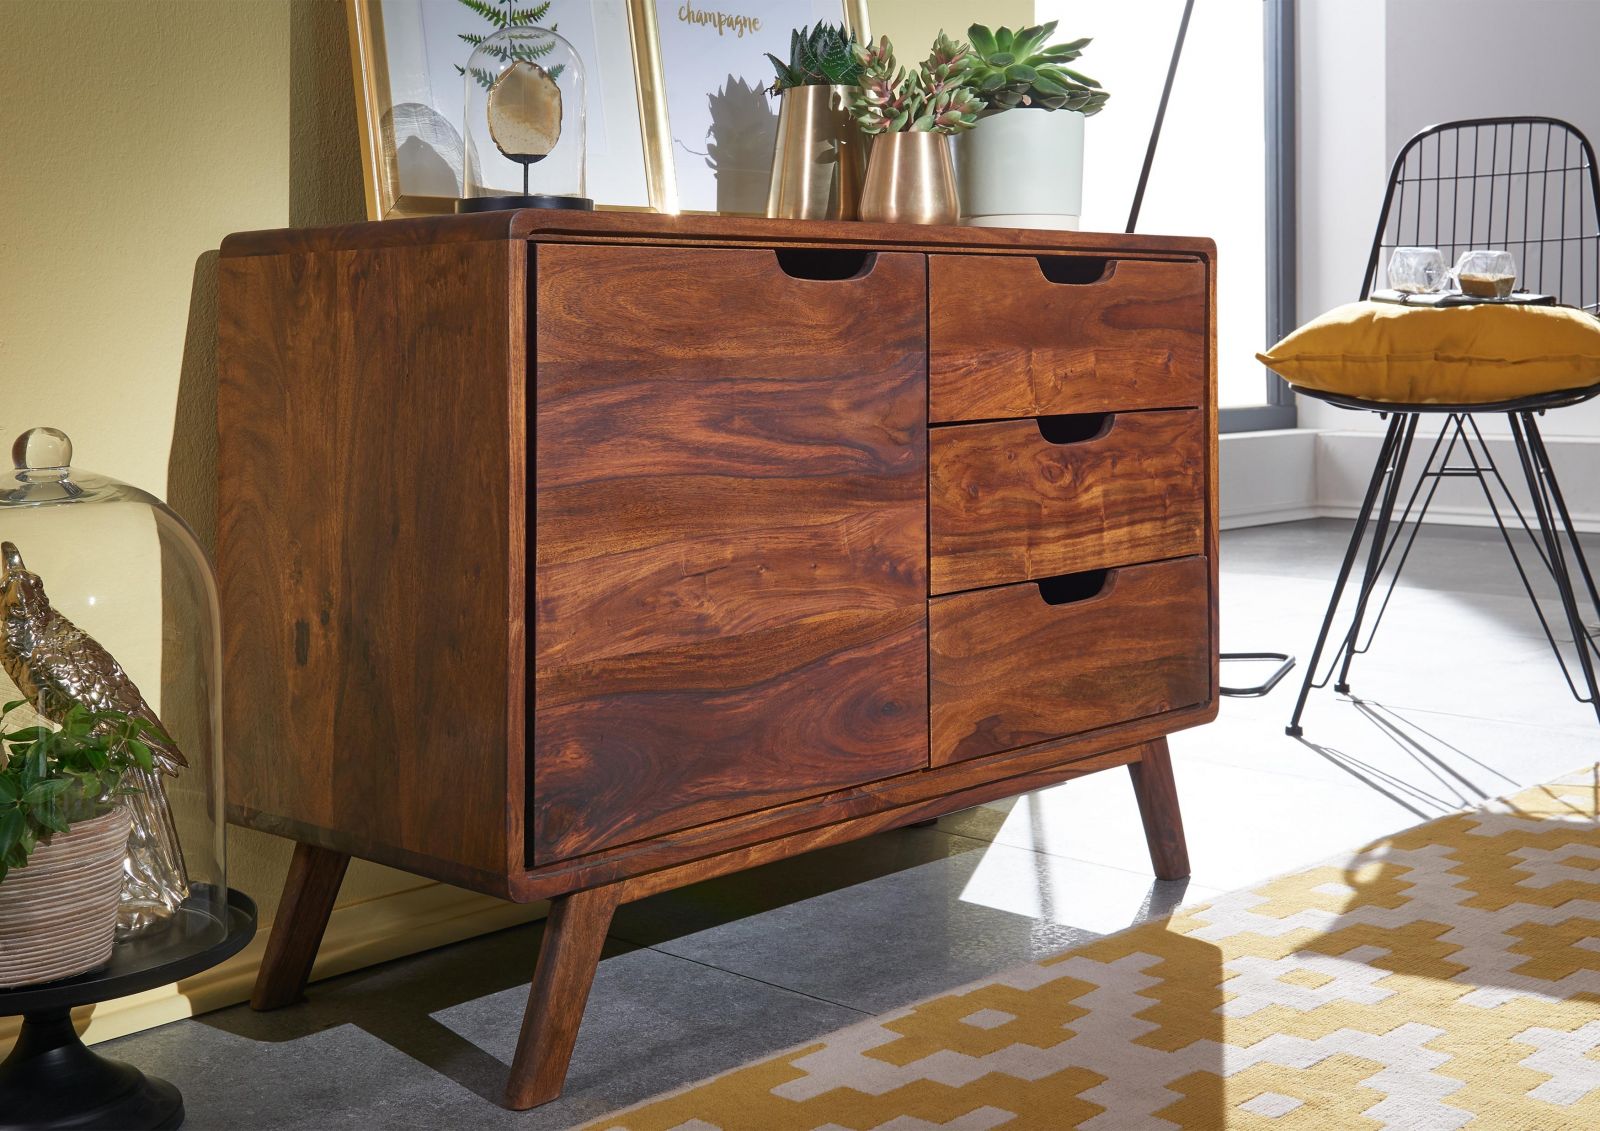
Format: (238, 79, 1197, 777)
(219, 209, 1218, 261)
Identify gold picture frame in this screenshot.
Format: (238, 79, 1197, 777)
(645, 0, 872, 216)
(347, 0, 679, 219)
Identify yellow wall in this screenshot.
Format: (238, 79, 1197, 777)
(872, 0, 1030, 51)
(0, 0, 424, 936)
(0, 0, 1032, 1038)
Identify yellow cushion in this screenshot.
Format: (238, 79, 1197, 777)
(1256, 300, 1600, 404)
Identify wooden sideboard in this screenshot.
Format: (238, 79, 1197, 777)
(217, 210, 1218, 1109)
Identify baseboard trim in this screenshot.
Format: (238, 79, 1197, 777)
(0, 883, 546, 1055)
(1314, 428, 1600, 533)
(1221, 505, 1322, 531)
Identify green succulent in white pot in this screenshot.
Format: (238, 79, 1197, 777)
(956, 21, 1110, 229)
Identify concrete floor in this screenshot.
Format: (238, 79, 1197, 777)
(102, 519, 1600, 1129)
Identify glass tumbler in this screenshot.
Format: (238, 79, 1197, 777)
(1455, 249, 1518, 298)
(1388, 247, 1449, 294)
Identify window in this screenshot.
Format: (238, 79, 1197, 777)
(1035, 0, 1295, 429)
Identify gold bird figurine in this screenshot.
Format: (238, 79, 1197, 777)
(0, 541, 190, 930)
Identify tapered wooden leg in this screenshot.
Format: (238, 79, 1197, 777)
(504, 884, 622, 1110)
(250, 842, 350, 1011)
(1127, 738, 1190, 881)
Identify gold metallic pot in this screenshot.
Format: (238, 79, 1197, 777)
(858, 131, 959, 226)
(766, 85, 870, 221)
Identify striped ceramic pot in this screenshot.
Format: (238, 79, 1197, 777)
(0, 807, 129, 988)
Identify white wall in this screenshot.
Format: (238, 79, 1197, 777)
(1296, 0, 1388, 354)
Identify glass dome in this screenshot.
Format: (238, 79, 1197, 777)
(459, 25, 593, 212)
(0, 428, 226, 941)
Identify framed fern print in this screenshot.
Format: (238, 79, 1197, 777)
(347, 0, 670, 217)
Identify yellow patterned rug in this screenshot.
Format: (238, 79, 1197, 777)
(590, 766, 1600, 1130)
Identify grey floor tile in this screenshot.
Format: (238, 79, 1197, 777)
(936, 751, 1434, 892)
(108, 924, 861, 1131)
(1194, 699, 1594, 809)
(606, 824, 988, 946)
(1221, 517, 1600, 599)
(617, 838, 1200, 1015)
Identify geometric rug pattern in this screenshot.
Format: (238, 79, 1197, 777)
(589, 766, 1600, 1129)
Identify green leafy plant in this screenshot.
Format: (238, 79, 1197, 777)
(965, 21, 1109, 114)
(453, 0, 563, 91)
(765, 22, 864, 93)
(0, 702, 159, 885)
(849, 32, 986, 135)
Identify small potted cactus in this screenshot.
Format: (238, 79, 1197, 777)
(957, 22, 1110, 229)
(848, 32, 985, 225)
(765, 22, 870, 220)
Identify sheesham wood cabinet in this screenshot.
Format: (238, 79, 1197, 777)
(217, 211, 1218, 1109)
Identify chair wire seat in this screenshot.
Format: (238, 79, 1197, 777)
(1285, 116, 1600, 735)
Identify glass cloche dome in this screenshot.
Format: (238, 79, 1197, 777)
(459, 25, 593, 212)
(0, 427, 227, 942)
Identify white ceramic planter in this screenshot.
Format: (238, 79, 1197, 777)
(0, 807, 129, 988)
(955, 108, 1085, 230)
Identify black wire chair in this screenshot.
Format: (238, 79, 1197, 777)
(1285, 116, 1600, 736)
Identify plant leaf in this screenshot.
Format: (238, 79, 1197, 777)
(0, 809, 20, 862)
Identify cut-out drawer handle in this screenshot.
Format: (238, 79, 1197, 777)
(1035, 256, 1115, 285)
(1036, 568, 1116, 606)
(1036, 412, 1114, 445)
(774, 248, 877, 280)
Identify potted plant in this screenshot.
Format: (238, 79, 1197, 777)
(849, 32, 985, 225)
(957, 22, 1110, 229)
(765, 22, 870, 220)
(0, 702, 159, 988)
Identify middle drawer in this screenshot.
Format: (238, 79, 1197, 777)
(929, 409, 1205, 595)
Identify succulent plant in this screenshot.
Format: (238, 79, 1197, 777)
(849, 33, 986, 135)
(966, 21, 1110, 114)
(766, 22, 864, 93)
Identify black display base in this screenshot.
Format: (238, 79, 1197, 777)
(0, 1009, 182, 1130)
(0, 887, 256, 1131)
(456, 194, 594, 213)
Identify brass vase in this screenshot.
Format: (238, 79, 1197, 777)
(766, 85, 870, 221)
(859, 131, 959, 225)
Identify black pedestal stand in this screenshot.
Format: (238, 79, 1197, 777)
(0, 886, 255, 1131)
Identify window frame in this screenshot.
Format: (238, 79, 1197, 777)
(1221, 0, 1297, 433)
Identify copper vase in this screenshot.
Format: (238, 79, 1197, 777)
(859, 131, 959, 226)
(766, 85, 870, 221)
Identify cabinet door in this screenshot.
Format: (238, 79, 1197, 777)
(532, 243, 928, 863)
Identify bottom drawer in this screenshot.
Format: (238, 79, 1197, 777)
(930, 557, 1210, 765)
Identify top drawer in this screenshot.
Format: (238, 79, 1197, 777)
(929, 254, 1207, 423)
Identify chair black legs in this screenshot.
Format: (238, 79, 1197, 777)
(1287, 410, 1600, 736)
(1285, 414, 1410, 737)
(1332, 414, 1421, 694)
(1509, 412, 1600, 727)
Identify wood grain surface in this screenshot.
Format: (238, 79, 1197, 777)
(930, 557, 1211, 765)
(504, 885, 621, 1109)
(1127, 738, 1190, 880)
(929, 410, 1205, 594)
(532, 244, 930, 863)
(220, 209, 1215, 261)
(929, 255, 1207, 422)
(250, 843, 350, 1010)
(218, 238, 526, 887)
